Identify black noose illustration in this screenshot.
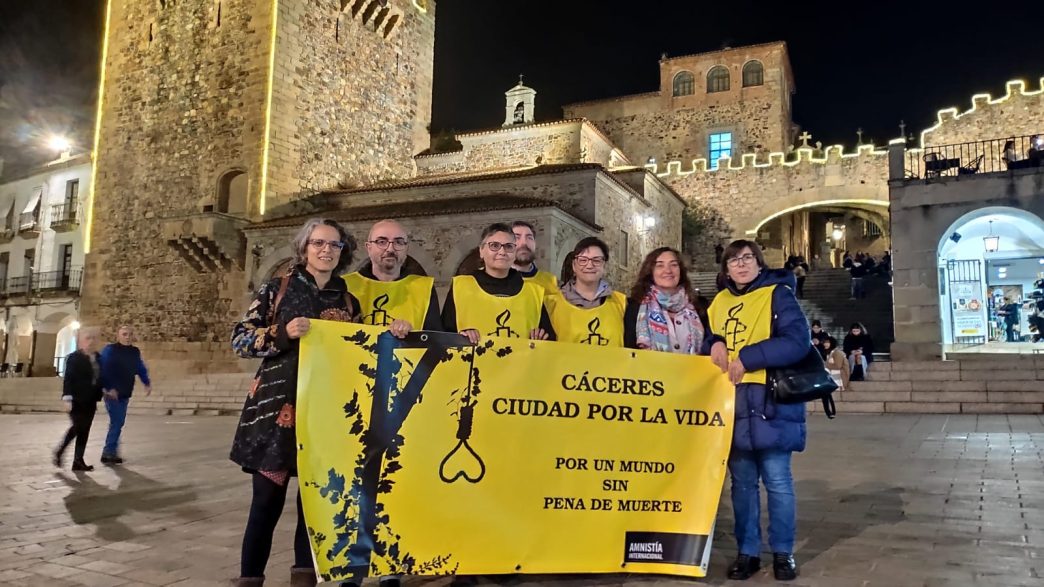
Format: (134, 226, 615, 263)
(342, 330, 471, 584)
(439, 345, 486, 483)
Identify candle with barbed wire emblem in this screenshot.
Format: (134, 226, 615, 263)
(488, 309, 519, 338)
(365, 293, 392, 326)
(581, 317, 609, 346)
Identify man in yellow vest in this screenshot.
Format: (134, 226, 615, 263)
(443, 223, 555, 343)
(344, 219, 442, 337)
(511, 220, 558, 293)
(545, 237, 626, 346)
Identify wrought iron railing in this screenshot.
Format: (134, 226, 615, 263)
(0, 269, 82, 297)
(905, 133, 1044, 180)
(18, 211, 39, 232)
(49, 202, 81, 226)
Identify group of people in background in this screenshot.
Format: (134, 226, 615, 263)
(229, 217, 817, 585)
(811, 320, 876, 389)
(53, 325, 152, 472)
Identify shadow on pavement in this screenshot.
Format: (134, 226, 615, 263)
(57, 466, 204, 542)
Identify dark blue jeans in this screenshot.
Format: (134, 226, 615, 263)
(728, 448, 796, 556)
(103, 396, 130, 457)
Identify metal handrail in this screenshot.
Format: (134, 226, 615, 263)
(905, 133, 1043, 179)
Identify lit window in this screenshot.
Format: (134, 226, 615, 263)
(672, 71, 695, 97)
(707, 66, 730, 93)
(709, 132, 732, 169)
(742, 61, 764, 87)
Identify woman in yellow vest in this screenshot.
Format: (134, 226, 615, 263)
(441, 223, 555, 343)
(705, 240, 810, 582)
(545, 237, 626, 346)
(623, 247, 709, 354)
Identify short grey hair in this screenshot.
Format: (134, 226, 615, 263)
(291, 218, 356, 275)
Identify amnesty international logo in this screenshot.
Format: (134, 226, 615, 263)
(581, 317, 609, 346)
(487, 309, 519, 338)
(363, 293, 393, 326)
(724, 303, 748, 351)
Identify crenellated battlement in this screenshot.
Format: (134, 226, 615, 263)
(646, 142, 888, 178)
(920, 77, 1044, 147)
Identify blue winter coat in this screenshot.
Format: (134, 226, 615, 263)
(705, 269, 811, 453)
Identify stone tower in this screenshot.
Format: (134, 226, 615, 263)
(82, 0, 436, 345)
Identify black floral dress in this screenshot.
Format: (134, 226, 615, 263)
(230, 265, 360, 474)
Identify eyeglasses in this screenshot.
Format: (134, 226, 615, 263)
(308, 239, 346, 251)
(726, 253, 757, 267)
(574, 255, 605, 267)
(484, 241, 517, 253)
(367, 237, 409, 250)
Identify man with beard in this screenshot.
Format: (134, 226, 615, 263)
(512, 220, 558, 293)
(344, 219, 442, 337)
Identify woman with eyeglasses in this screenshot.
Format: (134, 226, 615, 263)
(623, 247, 709, 354)
(230, 218, 361, 587)
(705, 239, 810, 582)
(545, 237, 626, 346)
(442, 222, 555, 342)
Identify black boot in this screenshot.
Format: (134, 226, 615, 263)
(772, 552, 798, 581)
(53, 448, 63, 468)
(101, 454, 124, 465)
(71, 460, 94, 472)
(727, 554, 761, 580)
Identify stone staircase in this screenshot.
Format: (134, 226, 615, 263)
(692, 268, 894, 352)
(808, 355, 1044, 415)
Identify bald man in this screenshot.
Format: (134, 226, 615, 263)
(344, 220, 442, 336)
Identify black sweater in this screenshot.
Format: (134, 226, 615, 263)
(62, 350, 103, 406)
(441, 269, 555, 339)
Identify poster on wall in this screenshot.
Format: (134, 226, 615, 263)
(952, 282, 986, 337)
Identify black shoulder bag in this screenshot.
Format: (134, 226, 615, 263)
(768, 346, 838, 418)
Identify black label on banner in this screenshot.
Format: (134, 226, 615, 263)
(623, 531, 708, 566)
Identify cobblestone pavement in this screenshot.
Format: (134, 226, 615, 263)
(1, 414, 1042, 586)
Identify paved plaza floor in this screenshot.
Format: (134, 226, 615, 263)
(0, 413, 1042, 586)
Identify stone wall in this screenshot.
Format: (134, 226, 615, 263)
(414, 120, 623, 177)
(920, 78, 1044, 148)
(564, 42, 794, 165)
(888, 165, 1044, 360)
(653, 147, 889, 270)
(83, 0, 272, 343)
(265, 0, 435, 206)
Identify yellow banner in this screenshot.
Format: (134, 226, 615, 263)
(298, 321, 734, 583)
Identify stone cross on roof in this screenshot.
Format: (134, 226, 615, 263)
(856, 128, 864, 145)
(798, 131, 812, 148)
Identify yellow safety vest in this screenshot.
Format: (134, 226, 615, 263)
(344, 273, 434, 329)
(524, 270, 558, 294)
(708, 285, 776, 384)
(451, 275, 544, 338)
(545, 291, 626, 347)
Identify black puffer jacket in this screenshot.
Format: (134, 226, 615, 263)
(229, 265, 360, 473)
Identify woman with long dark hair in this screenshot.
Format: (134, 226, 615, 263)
(624, 247, 709, 354)
(705, 239, 809, 582)
(230, 218, 361, 587)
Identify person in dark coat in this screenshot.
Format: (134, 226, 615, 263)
(98, 325, 152, 464)
(230, 218, 361, 587)
(842, 323, 875, 367)
(705, 240, 809, 582)
(54, 327, 105, 472)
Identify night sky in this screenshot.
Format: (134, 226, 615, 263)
(2, 0, 1043, 174)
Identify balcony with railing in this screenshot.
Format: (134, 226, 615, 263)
(903, 133, 1043, 181)
(0, 269, 82, 299)
(0, 226, 14, 244)
(18, 211, 40, 235)
(49, 202, 82, 232)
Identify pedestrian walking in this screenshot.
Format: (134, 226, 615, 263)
(98, 325, 151, 464)
(624, 247, 709, 354)
(792, 263, 807, 298)
(54, 327, 105, 472)
(706, 240, 809, 582)
(230, 218, 361, 587)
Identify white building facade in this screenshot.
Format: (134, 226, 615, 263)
(0, 154, 89, 376)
